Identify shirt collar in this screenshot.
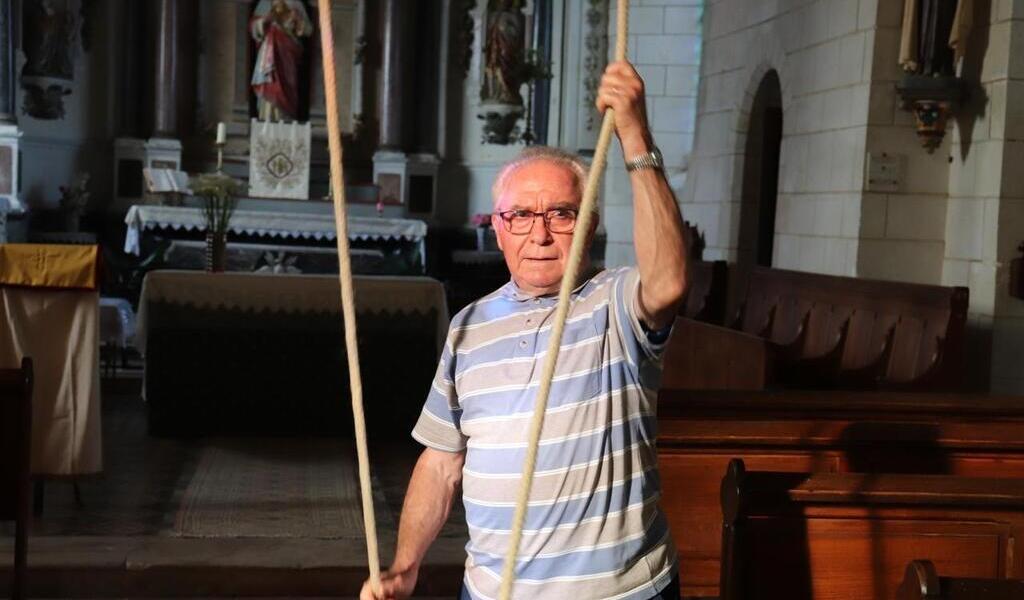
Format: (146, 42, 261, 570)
(500, 267, 600, 303)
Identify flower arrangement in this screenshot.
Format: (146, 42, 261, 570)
(471, 212, 493, 228)
(471, 212, 493, 251)
(192, 172, 244, 234)
(59, 173, 91, 232)
(191, 172, 244, 272)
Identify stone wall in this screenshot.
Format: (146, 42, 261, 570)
(16, 0, 121, 213)
(602, 0, 702, 267)
(682, 0, 881, 276)
(988, 1, 1024, 393)
(857, 1, 949, 284)
(685, 0, 1024, 391)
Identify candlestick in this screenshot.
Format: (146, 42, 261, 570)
(216, 122, 226, 145)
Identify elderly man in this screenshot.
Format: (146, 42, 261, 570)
(362, 61, 688, 600)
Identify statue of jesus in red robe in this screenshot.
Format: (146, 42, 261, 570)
(250, 0, 313, 121)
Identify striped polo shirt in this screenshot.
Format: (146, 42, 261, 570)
(412, 266, 678, 600)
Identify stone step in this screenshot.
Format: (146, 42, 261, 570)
(0, 536, 464, 598)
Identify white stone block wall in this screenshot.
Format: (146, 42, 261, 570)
(857, 0, 949, 285)
(681, 0, 879, 276)
(603, 0, 703, 268)
(988, 0, 1024, 393)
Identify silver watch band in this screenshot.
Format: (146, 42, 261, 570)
(625, 147, 663, 172)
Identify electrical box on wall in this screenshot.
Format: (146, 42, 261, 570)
(865, 153, 904, 193)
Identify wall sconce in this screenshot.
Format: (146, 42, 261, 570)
(896, 75, 967, 153)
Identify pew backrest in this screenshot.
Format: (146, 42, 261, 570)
(736, 267, 968, 390)
(680, 260, 728, 324)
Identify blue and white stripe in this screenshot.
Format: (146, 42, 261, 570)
(412, 267, 678, 600)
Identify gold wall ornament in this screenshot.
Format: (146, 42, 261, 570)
(895, 74, 967, 153)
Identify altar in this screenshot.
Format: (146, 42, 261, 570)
(137, 270, 448, 436)
(124, 204, 428, 274)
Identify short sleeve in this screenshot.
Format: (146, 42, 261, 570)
(411, 342, 468, 452)
(612, 267, 672, 364)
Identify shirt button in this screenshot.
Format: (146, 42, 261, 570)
(526, 318, 533, 325)
(519, 340, 528, 348)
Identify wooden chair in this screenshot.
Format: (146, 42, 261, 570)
(0, 358, 32, 600)
(897, 560, 1024, 600)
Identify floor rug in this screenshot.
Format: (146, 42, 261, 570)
(174, 438, 391, 538)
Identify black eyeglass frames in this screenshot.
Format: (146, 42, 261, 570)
(495, 208, 579, 235)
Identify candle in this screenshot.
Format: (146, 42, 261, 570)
(216, 122, 226, 145)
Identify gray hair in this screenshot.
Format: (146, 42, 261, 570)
(491, 146, 592, 209)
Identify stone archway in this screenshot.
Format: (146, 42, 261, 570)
(737, 69, 783, 269)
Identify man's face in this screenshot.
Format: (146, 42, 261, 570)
(492, 160, 591, 296)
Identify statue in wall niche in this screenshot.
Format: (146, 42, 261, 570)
(482, 0, 526, 105)
(899, 0, 973, 76)
(250, 0, 313, 122)
(21, 0, 79, 120)
(478, 0, 527, 144)
(896, 0, 972, 152)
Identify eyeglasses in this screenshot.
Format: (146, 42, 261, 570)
(496, 208, 579, 235)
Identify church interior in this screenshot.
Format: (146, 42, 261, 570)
(3, 0, 1024, 598)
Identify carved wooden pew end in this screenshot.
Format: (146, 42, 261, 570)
(897, 560, 1024, 600)
(718, 459, 1024, 599)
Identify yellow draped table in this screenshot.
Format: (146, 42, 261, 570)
(137, 270, 448, 436)
(0, 244, 102, 476)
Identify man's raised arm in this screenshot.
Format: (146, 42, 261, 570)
(596, 61, 689, 330)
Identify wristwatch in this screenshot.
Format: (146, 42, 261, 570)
(625, 147, 664, 172)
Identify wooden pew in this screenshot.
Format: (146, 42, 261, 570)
(719, 459, 1024, 600)
(663, 267, 969, 391)
(656, 389, 1024, 598)
(897, 560, 1024, 600)
(0, 358, 33, 600)
(680, 260, 728, 324)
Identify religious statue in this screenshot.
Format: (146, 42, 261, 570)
(21, 0, 78, 120)
(899, 0, 973, 76)
(250, 0, 313, 122)
(896, 0, 972, 152)
(481, 0, 526, 105)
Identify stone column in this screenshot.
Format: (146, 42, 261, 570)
(379, 0, 408, 151)
(149, 0, 187, 138)
(0, 0, 21, 236)
(371, 0, 440, 219)
(0, 0, 15, 125)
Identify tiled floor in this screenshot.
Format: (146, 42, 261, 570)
(0, 373, 468, 598)
(5, 374, 465, 542)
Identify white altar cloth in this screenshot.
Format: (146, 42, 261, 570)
(124, 205, 428, 259)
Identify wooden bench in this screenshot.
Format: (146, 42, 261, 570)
(719, 459, 1024, 600)
(1, 358, 33, 600)
(897, 560, 1024, 600)
(663, 267, 969, 391)
(680, 260, 728, 324)
(656, 389, 1024, 598)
